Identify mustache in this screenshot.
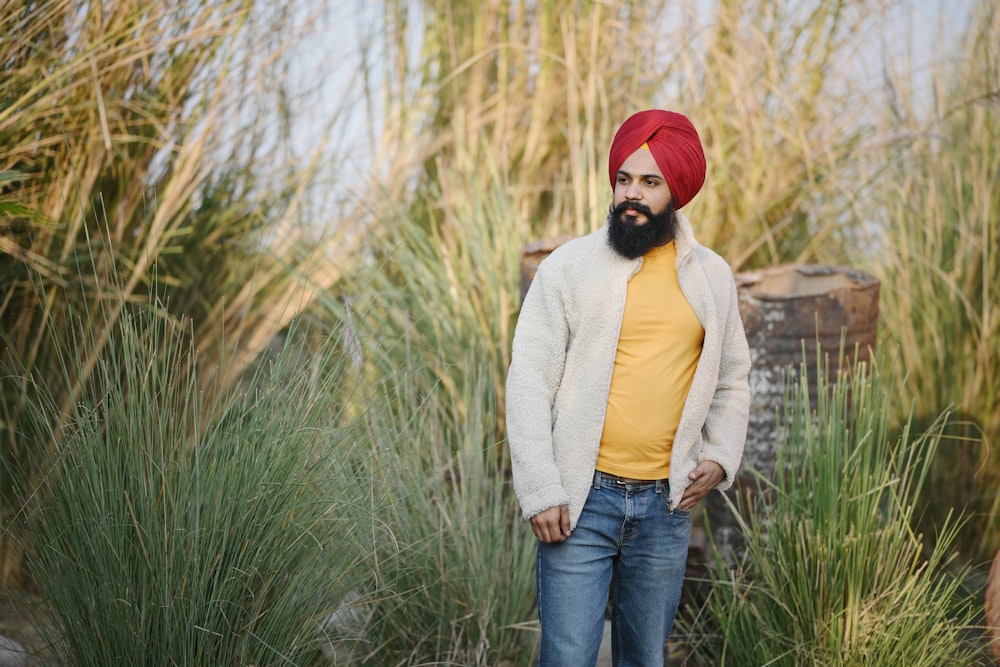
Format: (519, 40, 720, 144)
(611, 200, 654, 217)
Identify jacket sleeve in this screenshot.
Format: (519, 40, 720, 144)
(505, 261, 572, 519)
(698, 270, 752, 490)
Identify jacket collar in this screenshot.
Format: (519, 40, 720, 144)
(673, 211, 699, 262)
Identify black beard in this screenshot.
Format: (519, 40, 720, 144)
(607, 199, 677, 259)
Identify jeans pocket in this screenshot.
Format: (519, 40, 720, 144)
(662, 492, 692, 517)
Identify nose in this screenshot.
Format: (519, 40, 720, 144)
(624, 179, 642, 200)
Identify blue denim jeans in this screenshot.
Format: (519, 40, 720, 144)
(536, 471, 691, 667)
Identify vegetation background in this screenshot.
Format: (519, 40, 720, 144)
(0, 0, 997, 664)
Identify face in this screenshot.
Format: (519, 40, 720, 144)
(612, 148, 672, 224)
(607, 148, 677, 259)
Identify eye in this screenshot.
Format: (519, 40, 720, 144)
(617, 175, 629, 184)
(644, 178, 660, 187)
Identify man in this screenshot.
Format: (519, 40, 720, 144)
(506, 109, 751, 666)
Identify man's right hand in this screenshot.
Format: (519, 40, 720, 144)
(530, 505, 571, 543)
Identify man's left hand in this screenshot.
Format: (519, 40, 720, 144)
(678, 461, 725, 510)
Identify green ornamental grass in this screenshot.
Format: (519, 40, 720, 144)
(684, 352, 989, 666)
(22, 306, 380, 666)
(350, 357, 537, 665)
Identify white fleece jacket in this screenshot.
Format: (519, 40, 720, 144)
(506, 212, 751, 526)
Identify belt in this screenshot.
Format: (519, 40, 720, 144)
(595, 470, 663, 485)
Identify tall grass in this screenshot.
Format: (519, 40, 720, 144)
(365, 0, 669, 241)
(320, 164, 538, 663)
(19, 302, 381, 665)
(365, 0, 893, 268)
(867, 0, 1000, 563)
(682, 352, 988, 665)
(670, 0, 888, 269)
(352, 357, 537, 665)
(0, 0, 359, 585)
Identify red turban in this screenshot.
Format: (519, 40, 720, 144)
(608, 109, 706, 209)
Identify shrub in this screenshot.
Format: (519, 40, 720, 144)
(22, 307, 379, 666)
(685, 353, 989, 666)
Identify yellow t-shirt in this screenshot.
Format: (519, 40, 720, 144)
(596, 241, 705, 479)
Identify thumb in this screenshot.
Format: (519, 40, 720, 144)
(560, 505, 571, 536)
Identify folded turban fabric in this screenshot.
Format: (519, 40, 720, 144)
(608, 109, 706, 209)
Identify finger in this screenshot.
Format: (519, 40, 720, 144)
(540, 522, 566, 543)
(679, 492, 703, 510)
(531, 511, 566, 543)
(531, 517, 553, 542)
(559, 506, 571, 538)
(680, 481, 710, 509)
(530, 521, 546, 542)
